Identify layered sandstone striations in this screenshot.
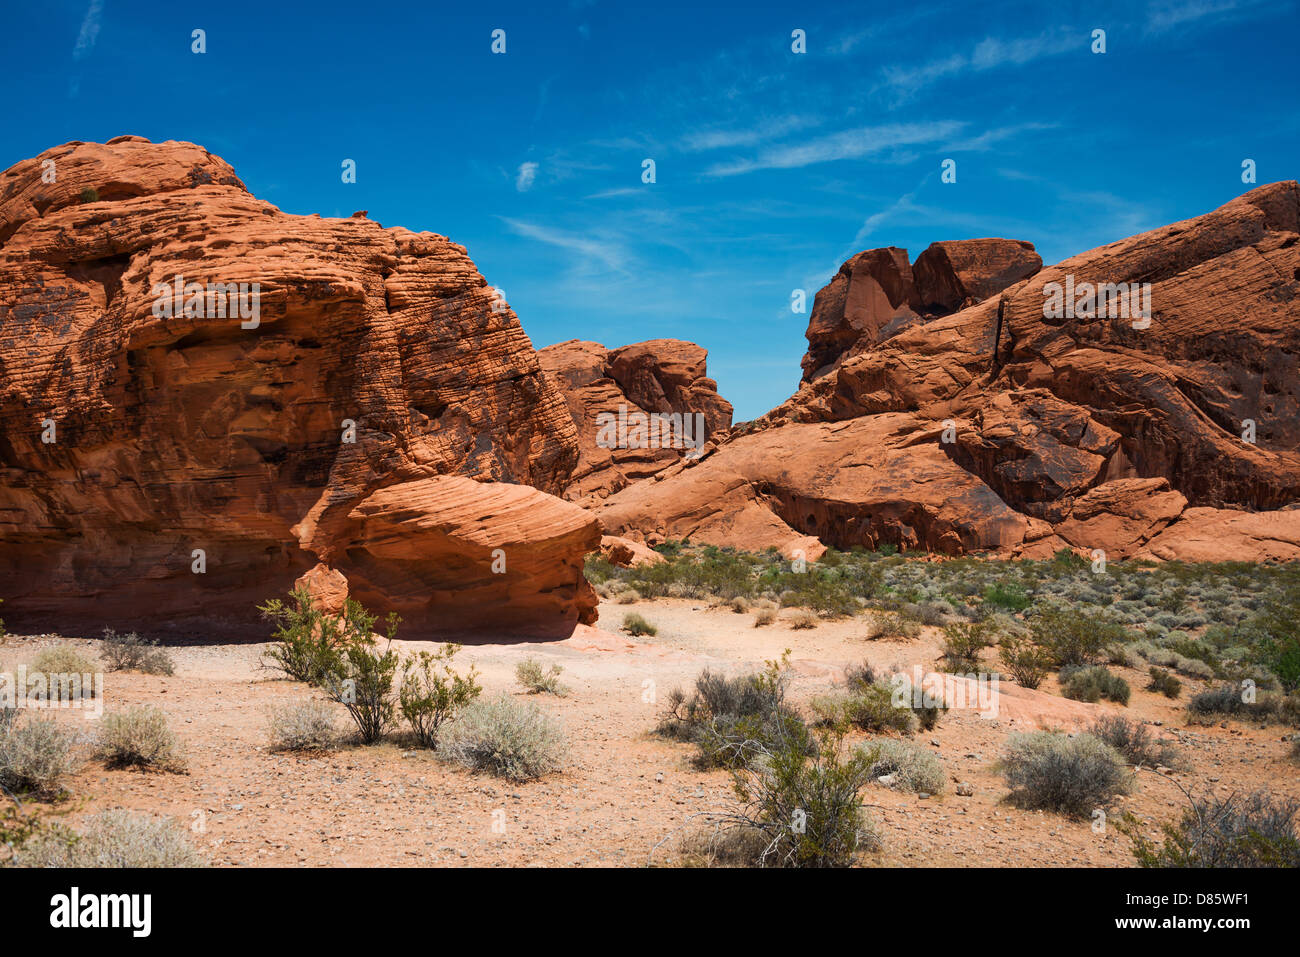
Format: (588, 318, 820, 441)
(596, 185, 1300, 562)
(539, 338, 732, 504)
(0, 136, 596, 638)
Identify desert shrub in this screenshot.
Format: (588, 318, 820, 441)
(399, 645, 481, 749)
(789, 609, 817, 630)
(1186, 683, 1294, 724)
(1061, 665, 1131, 705)
(515, 656, 566, 696)
(984, 581, 1031, 611)
(0, 716, 79, 798)
(322, 623, 400, 745)
(861, 739, 946, 794)
(659, 657, 812, 769)
(999, 731, 1132, 816)
(865, 612, 921, 641)
(79, 187, 99, 203)
(100, 629, 175, 676)
(1089, 714, 1181, 768)
(844, 661, 877, 692)
(441, 694, 566, 782)
(753, 607, 776, 628)
(728, 596, 750, 614)
(31, 646, 98, 677)
(1106, 643, 1140, 668)
(27, 647, 99, 702)
(1030, 603, 1128, 667)
(16, 810, 205, 868)
(1147, 667, 1182, 698)
(582, 553, 616, 583)
(616, 588, 642, 604)
(1247, 586, 1300, 691)
(622, 612, 656, 636)
(1127, 791, 1300, 868)
(1172, 656, 1214, 680)
(913, 600, 952, 626)
(999, 633, 1052, 689)
(96, 706, 184, 771)
(814, 684, 917, 735)
(712, 724, 879, 867)
(266, 700, 339, 752)
(259, 587, 365, 684)
(940, 621, 993, 670)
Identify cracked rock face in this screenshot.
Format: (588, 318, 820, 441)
(0, 137, 596, 639)
(595, 183, 1300, 562)
(538, 338, 732, 505)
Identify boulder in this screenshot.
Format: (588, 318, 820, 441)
(0, 137, 592, 638)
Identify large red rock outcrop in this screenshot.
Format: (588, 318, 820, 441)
(596, 184, 1300, 562)
(800, 238, 1041, 381)
(0, 137, 595, 639)
(538, 338, 732, 503)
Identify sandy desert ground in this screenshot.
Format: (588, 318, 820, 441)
(3, 595, 1295, 868)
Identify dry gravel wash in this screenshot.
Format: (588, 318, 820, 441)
(4, 597, 1296, 868)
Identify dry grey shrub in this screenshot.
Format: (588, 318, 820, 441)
(17, 810, 205, 867)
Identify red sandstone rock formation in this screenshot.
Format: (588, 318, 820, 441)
(596, 184, 1300, 563)
(538, 338, 732, 504)
(0, 136, 595, 639)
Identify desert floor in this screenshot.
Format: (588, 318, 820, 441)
(4, 596, 1296, 867)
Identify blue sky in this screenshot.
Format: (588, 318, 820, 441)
(3, 0, 1297, 420)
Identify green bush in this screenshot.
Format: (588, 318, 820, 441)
(1061, 665, 1131, 705)
(96, 706, 184, 772)
(441, 694, 566, 781)
(717, 724, 880, 867)
(323, 623, 400, 745)
(999, 633, 1052, 689)
(622, 612, 656, 636)
(999, 731, 1132, 816)
(258, 587, 354, 684)
(984, 581, 1031, 611)
(397, 644, 480, 748)
(1126, 791, 1300, 867)
(1030, 603, 1128, 668)
(1146, 667, 1182, 698)
(813, 684, 917, 735)
(515, 657, 566, 695)
(940, 621, 993, 670)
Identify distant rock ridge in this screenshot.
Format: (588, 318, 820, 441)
(595, 183, 1300, 563)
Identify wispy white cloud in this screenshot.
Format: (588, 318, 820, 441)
(1145, 0, 1267, 32)
(878, 28, 1078, 99)
(500, 217, 628, 273)
(73, 0, 104, 61)
(515, 161, 539, 192)
(682, 115, 822, 152)
(706, 121, 965, 177)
